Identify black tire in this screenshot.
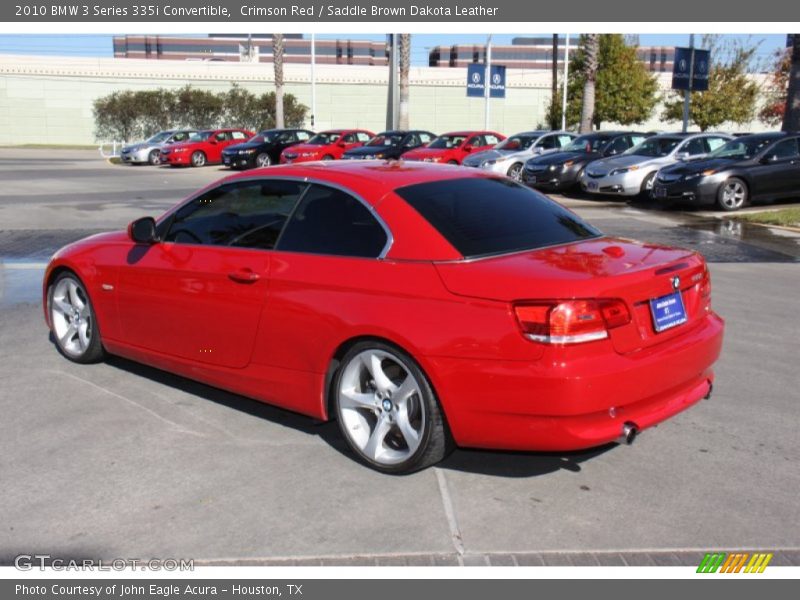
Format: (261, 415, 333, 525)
(255, 153, 271, 168)
(447, 160, 459, 165)
(507, 163, 524, 181)
(332, 340, 452, 474)
(321, 154, 334, 161)
(716, 177, 749, 212)
(639, 171, 656, 199)
(148, 150, 160, 165)
(190, 151, 206, 167)
(48, 271, 105, 364)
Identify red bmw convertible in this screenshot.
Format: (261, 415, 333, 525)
(43, 161, 724, 473)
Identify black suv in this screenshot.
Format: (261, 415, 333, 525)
(342, 130, 437, 160)
(222, 128, 315, 169)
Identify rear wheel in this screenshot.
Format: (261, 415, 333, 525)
(148, 150, 160, 165)
(322, 154, 334, 161)
(507, 163, 524, 181)
(716, 178, 748, 211)
(190, 151, 206, 167)
(48, 272, 104, 364)
(333, 341, 451, 473)
(447, 159, 459, 165)
(255, 153, 271, 168)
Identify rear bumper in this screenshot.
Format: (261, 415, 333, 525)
(427, 312, 724, 451)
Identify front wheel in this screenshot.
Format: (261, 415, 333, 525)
(48, 272, 105, 363)
(255, 153, 271, 168)
(321, 154, 334, 161)
(148, 150, 160, 165)
(447, 159, 458, 165)
(639, 172, 656, 198)
(716, 178, 748, 211)
(333, 341, 451, 473)
(190, 151, 206, 167)
(507, 163, 524, 181)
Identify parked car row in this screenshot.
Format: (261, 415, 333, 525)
(120, 127, 800, 211)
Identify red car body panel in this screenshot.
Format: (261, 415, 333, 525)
(402, 130, 506, 165)
(43, 162, 724, 452)
(161, 129, 254, 166)
(279, 129, 375, 163)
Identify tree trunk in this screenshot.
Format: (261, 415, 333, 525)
(273, 34, 285, 128)
(398, 34, 411, 130)
(783, 34, 800, 132)
(579, 34, 600, 133)
(551, 34, 559, 129)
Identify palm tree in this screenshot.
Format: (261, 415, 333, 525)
(783, 34, 800, 132)
(398, 34, 411, 130)
(272, 34, 285, 128)
(579, 34, 600, 133)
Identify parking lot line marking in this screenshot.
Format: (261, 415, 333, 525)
(1, 262, 47, 269)
(51, 369, 206, 437)
(435, 467, 465, 558)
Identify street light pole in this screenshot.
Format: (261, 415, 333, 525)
(561, 33, 570, 130)
(310, 33, 316, 128)
(682, 33, 695, 133)
(484, 34, 492, 130)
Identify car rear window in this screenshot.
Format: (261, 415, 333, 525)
(395, 177, 601, 258)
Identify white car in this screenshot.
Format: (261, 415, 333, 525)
(579, 133, 732, 198)
(462, 130, 576, 181)
(120, 129, 197, 165)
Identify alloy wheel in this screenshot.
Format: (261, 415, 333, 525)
(337, 349, 426, 466)
(508, 163, 523, 181)
(256, 153, 271, 167)
(719, 180, 746, 211)
(50, 277, 94, 359)
(191, 151, 206, 167)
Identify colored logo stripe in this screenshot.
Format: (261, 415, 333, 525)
(697, 552, 773, 573)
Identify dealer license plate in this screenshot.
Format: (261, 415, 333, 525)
(649, 291, 687, 333)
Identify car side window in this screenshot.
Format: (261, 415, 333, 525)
(557, 135, 574, 147)
(296, 131, 311, 141)
(404, 134, 420, 147)
(357, 132, 372, 143)
(769, 138, 800, 160)
(706, 137, 728, 152)
(484, 134, 501, 146)
(629, 134, 647, 146)
(277, 132, 296, 143)
(277, 184, 388, 258)
(419, 132, 433, 144)
(682, 138, 707, 156)
(342, 134, 356, 143)
(215, 132, 229, 142)
(172, 132, 188, 143)
(164, 180, 307, 249)
(232, 131, 248, 140)
(606, 136, 630, 155)
(467, 136, 483, 147)
(539, 136, 558, 150)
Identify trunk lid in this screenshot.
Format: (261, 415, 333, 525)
(434, 237, 708, 354)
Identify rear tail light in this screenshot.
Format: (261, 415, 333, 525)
(699, 266, 712, 311)
(514, 299, 631, 345)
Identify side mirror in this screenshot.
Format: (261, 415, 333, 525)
(338, 141, 348, 147)
(463, 145, 473, 152)
(676, 151, 691, 161)
(760, 154, 778, 164)
(128, 217, 158, 244)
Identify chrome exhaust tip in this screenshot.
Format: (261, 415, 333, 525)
(618, 421, 639, 445)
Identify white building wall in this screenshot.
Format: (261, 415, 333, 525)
(0, 54, 771, 146)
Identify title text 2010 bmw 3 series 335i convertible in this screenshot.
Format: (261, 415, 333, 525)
(43, 162, 724, 473)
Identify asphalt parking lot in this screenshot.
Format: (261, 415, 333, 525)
(1, 149, 798, 567)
